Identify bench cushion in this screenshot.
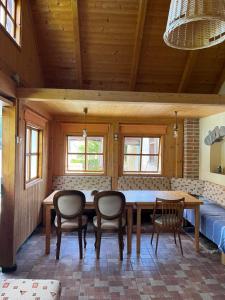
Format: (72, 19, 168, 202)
(0, 279, 61, 300)
(203, 181, 225, 208)
(52, 176, 111, 190)
(171, 178, 205, 196)
(117, 176, 171, 190)
(184, 199, 225, 252)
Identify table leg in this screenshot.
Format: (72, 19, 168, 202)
(45, 205, 51, 255)
(127, 206, 133, 254)
(194, 205, 200, 252)
(136, 207, 142, 254)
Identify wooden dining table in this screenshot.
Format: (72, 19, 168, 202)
(43, 190, 203, 255)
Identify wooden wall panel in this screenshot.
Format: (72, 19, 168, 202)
(0, 2, 43, 87)
(13, 104, 50, 252)
(51, 116, 183, 188)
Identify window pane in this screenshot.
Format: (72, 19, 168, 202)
(123, 155, 140, 172)
(141, 156, 159, 172)
(31, 129, 38, 153)
(67, 154, 85, 171)
(26, 128, 30, 154)
(68, 136, 85, 153)
(124, 137, 141, 154)
(30, 155, 38, 179)
(25, 156, 29, 182)
(0, 5, 5, 26)
(6, 14, 13, 35)
(87, 154, 103, 171)
(142, 138, 160, 154)
(7, 0, 15, 17)
(87, 137, 103, 153)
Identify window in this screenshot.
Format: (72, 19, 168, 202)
(0, 0, 21, 44)
(66, 136, 104, 173)
(25, 125, 43, 184)
(123, 137, 162, 174)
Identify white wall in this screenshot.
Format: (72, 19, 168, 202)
(199, 112, 225, 186)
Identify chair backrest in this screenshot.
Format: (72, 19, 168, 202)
(94, 191, 126, 220)
(53, 190, 86, 219)
(154, 197, 185, 228)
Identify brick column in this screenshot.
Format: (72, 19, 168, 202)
(183, 118, 199, 179)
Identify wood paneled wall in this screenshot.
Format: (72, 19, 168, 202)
(51, 116, 184, 189)
(0, 102, 50, 268)
(13, 104, 50, 252)
(0, 2, 43, 87)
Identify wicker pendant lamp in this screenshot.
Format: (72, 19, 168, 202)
(164, 0, 225, 50)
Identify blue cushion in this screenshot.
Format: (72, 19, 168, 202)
(184, 199, 225, 252)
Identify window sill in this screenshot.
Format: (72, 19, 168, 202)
(25, 178, 43, 190)
(122, 173, 163, 177)
(0, 24, 21, 50)
(65, 172, 105, 176)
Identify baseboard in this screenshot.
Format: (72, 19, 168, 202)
(1, 264, 17, 273)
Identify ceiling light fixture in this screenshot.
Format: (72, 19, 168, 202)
(173, 111, 179, 139)
(82, 107, 88, 138)
(164, 0, 225, 50)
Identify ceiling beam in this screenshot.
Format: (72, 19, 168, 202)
(17, 88, 225, 106)
(129, 0, 148, 90)
(177, 52, 198, 92)
(71, 0, 83, 89)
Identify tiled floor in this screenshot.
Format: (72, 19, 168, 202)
(1, 229, 225, 299)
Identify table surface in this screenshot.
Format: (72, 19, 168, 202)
(43, 190, 203, 205)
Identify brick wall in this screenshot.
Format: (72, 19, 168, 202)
(183, 118, 199, 179)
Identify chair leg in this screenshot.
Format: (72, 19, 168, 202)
(96, 230, 102, 259)
(56, 230, 61, 260)
(174, 231, 177, 245)
(118, 229, 124, 261)
(177, 231, 183, 256)
(155, 232, 160, 255)
(78, 229, 83, 259)
(94, 230, 97, 249)
(83, 225, 87, 249)
(151, 225, 155, 244)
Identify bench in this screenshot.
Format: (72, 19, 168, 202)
(0, 279, 61, 299)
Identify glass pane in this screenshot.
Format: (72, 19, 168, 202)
(68, 136, 85, 153)
(123, 155, 140, 172)
(30, 155, 38, 179)
(124, 137, 141, 154)
(141, 156, 159, 172)
(87, 155, 103, 171)
(26, 156, 29, 182)
(67, 154, 85, 171)
(26, 128, 30, 154)
(142, 138, 160, 154)
(0, 5, 5, 26)
(31, 129, 38, 153)
(7, 0, 15, 17)
(87, 137, 103, 153)
(6, 15, 13, 36)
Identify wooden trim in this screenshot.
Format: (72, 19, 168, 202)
(17, 88, 225, 105)
(129, 0, 148, 90)
(178, 52, 198, 93)
(0, 70, 16, 98)
(120, 124, 167, 135)
(24, 109, 47, 128)
(71, 0, 82, 88)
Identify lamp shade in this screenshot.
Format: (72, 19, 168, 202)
(164, 0, 225, 50)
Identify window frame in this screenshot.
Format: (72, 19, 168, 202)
(65, 135, 106, 175)
(0, 0, 21, 46)
(25, 123, 43, 188)
(122, 135, 163, 175)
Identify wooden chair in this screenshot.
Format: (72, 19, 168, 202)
(151, 197, 185, 255)
(93, 191, 126, 260)
(53, 190, 87, 260)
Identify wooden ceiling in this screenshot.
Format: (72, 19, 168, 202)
(30, 0, 225, 93)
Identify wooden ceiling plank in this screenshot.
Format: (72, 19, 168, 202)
(17, 88, 225, 106)
(214, 62, 225, 94)
(177, 52, 198, 93)
(71, 0, 83, 88)
(129, 0, 148, 90)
